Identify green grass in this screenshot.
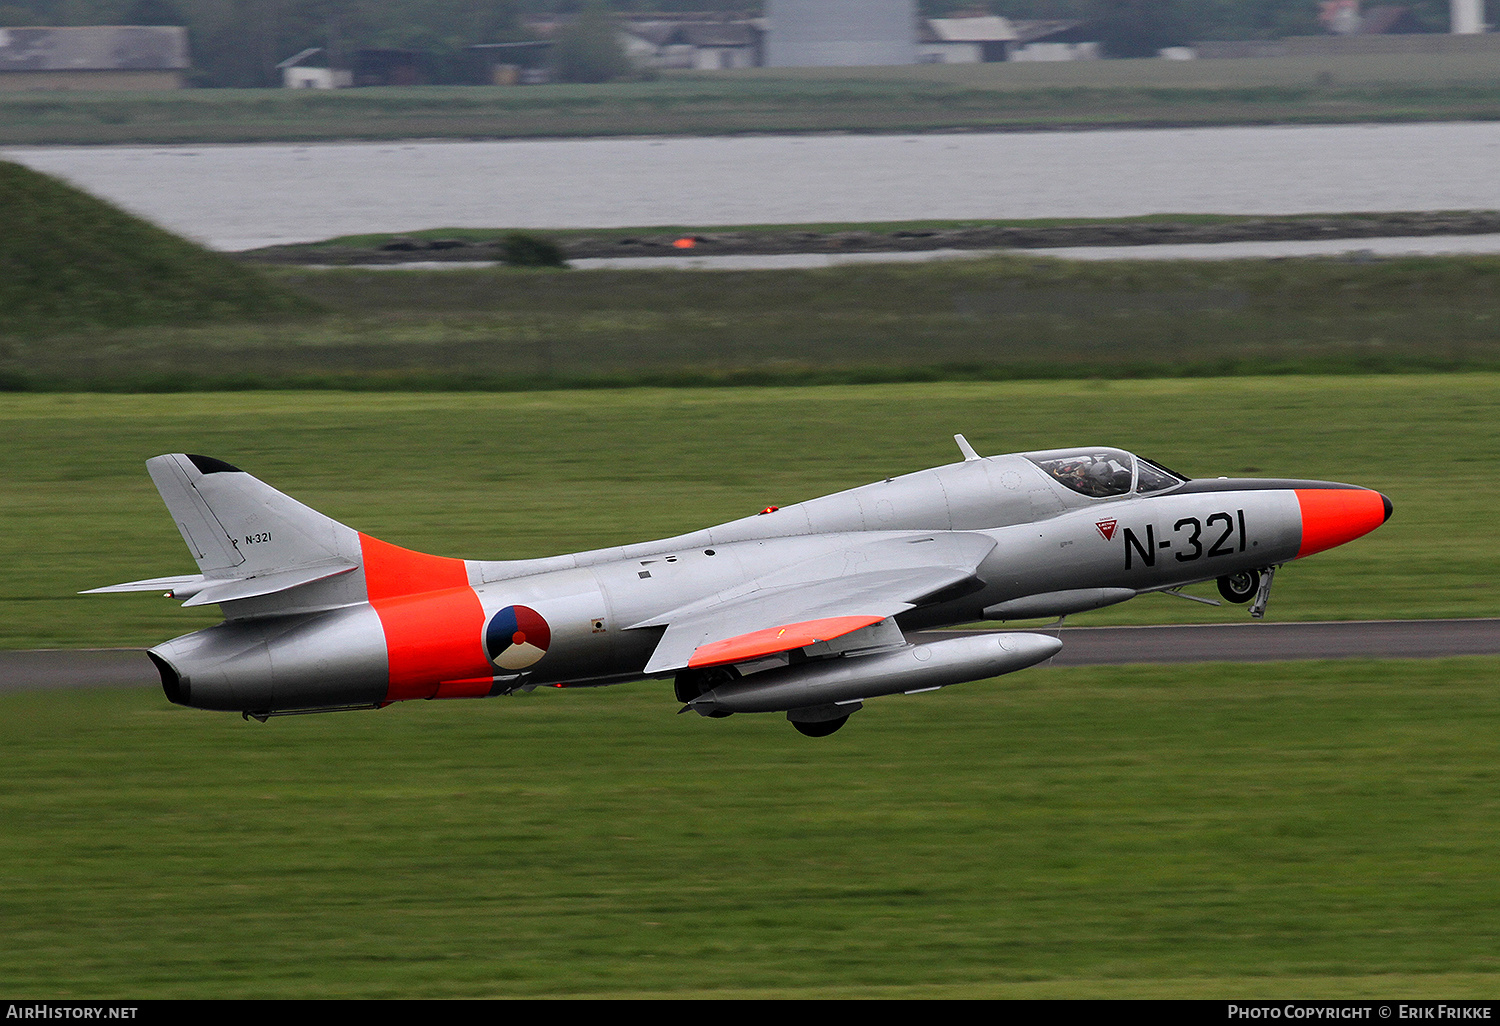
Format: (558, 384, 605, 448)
(2, 377, 1495, 651)
(7, 253, 1500, 390)
(5, 376, 1496, 996)
(2, 52, 1500, 145)
(3, 657, 1498, 997)
(0, 161, 313, 333)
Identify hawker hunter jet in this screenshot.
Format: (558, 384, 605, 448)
(88, 439, 1391, 736)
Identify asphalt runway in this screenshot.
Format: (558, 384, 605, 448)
(3, 619, 1498, 696)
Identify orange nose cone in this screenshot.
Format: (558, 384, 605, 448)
(1295, 488, 1392, 559)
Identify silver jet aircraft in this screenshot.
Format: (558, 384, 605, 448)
(89, 438, 1391, 736)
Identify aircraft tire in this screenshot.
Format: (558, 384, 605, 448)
(792, 715, 848, 738)
(1217, 570, 1261, 604)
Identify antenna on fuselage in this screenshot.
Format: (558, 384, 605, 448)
(954, 434, 981, 462)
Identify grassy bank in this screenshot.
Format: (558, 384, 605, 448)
(6, 252, 1500, 391)
(0, 161, 312, 332)
(3, 377, 1494, 650)
(3, 53, 1500, 145)
(3, 657, 1498, 996)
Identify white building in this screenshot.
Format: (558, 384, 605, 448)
(918, 17, 1097, 64)
(622, 20, 763, 70)
(277, 48, 351, 89)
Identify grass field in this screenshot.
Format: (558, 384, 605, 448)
(3, 376, 1497, 997)
(7, 253, 1500, 390)
(2, 376, 1495, 651)
(3, 658, 1498, 997)
(2, 52, 1499, 145)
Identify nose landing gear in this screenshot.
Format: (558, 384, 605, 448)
(1217, 569, 1260, 604)
(1217, 565, 1280, 619)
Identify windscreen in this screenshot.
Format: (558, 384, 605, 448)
(1135, 458, 1185, 493)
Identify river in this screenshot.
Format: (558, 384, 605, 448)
(7, 122, 1500, 252)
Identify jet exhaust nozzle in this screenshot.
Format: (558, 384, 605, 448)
(686, 632, 1061, 716)
(149, 605, 390, 714)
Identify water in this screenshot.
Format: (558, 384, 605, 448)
(7, 122, 1500, 251)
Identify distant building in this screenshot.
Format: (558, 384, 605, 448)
(919, 17, 1097, 63)
(918, 15, 1014, 63)
(276, 46, 434, 88)
(518, 13, 764, 75)
(349, 49, 431, 87)
(766, 0, 916, 67)
(0, 25, 188, 91)
(623, 19, 764, 70)
(1319, 2, 1428, 34)
(278, 48, 351, 89)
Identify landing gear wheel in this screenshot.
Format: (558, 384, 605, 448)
(793, 715, 848, 738)
(1217, 569, 1261, 604)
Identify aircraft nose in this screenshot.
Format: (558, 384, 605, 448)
(1295, 487, 1391, 559)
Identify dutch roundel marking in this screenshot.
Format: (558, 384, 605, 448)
(485, 605, 552, 671)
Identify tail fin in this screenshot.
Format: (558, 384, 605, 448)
(90, 454, 477, 613)
(88, 454, 362, 608)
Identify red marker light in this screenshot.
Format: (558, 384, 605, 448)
(673, 237, 696, 249)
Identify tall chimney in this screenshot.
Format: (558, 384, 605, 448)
(1451, 0, 1484, 33)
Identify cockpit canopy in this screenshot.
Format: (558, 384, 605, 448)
(1025, 447, 1186, 499)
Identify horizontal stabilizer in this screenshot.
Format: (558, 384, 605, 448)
(81, 574, 205, 595)
(83, 563, 358, 606)
(178, 562, 358, 607)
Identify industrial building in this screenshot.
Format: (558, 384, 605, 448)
(0, 26, 188, 90)
(765, 0, 917, 67)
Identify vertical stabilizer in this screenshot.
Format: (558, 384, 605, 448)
(146, 454, 359, 578)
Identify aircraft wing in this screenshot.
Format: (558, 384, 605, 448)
(638, 532, 996, 675)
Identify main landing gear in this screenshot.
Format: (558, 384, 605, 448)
(786, 701, 859, 738)
(791, 716, 849, 738)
